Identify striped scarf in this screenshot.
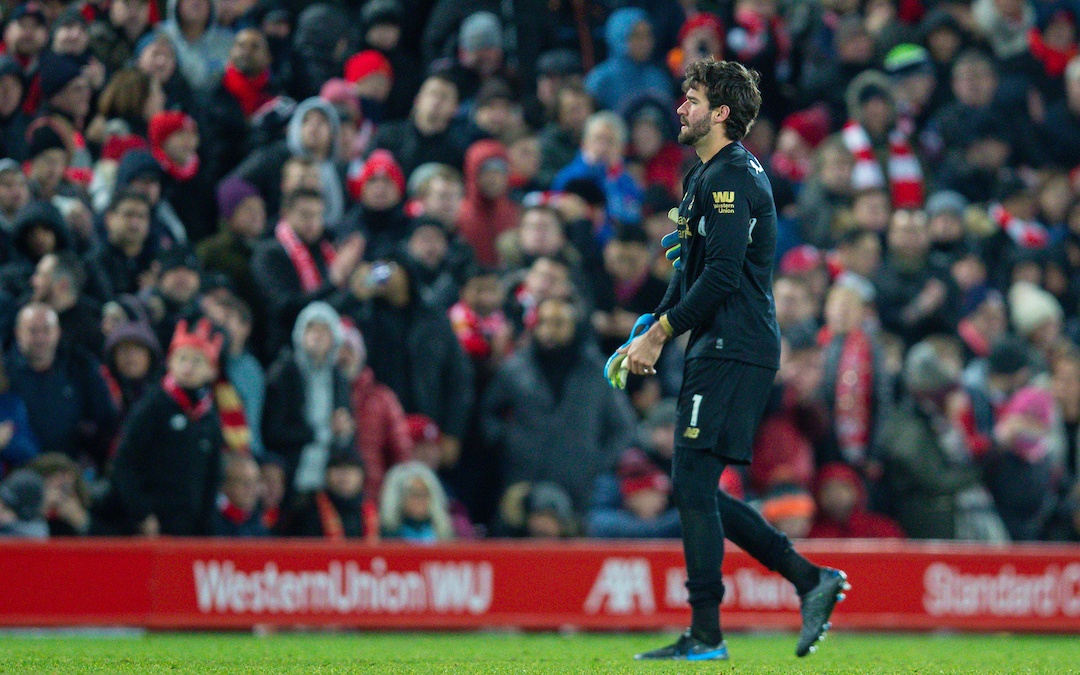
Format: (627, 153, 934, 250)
(834, 328, 874, 465)
(213, 380, 251, 455)
(988, 203, 1049, 249)
(842, 120, 924, 209)
(275, 221, 337, 292)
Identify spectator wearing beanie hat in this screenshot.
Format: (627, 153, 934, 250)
(666, 12, 724, 81)
(1009, 280, 1064, 359)
(109, 317, 224, 536)
(586, 447, 680, 538)
(148, 110, 216, 242)
(0, 56, 31, 162)
(100, 318, 163, 421)
(772, 105, 831, 185)
(343, 149, 410, 260)
(883, 43, 938, 129)
(39, 53, 91, 132)
(24, 122, 75, 201)
(344, 49, 393, 123)
(196, 177, 267, 335)
(4, 2, 49, 116)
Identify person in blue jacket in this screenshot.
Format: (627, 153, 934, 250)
(585, 7, 673, 112)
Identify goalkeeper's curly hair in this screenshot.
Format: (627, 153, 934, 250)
(682, 58, 762, 141)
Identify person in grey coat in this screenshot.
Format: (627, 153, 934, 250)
(482, 296, 636, 513)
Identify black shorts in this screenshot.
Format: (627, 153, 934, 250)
(675, 358, 777, 464)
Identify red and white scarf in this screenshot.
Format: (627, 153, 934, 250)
(275, 221, 337, 293)
(834, 328, 874, 465)
(842, 120, 924, 209)
(163, 373, 214, 420)
(152, 146, 200, 182)
(988, 203, 1049, 249)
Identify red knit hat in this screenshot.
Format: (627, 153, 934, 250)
(406, 413, 441, 444)
(678, 12, 725, 45)
(779, 244, 823, 276)
(617, 448, 671, 498)
(347, 149, 405, 200)
(780, 105, 831, 149)
(149, 111, 197, 149)
(168, 318, 223, 367)
(344, 50, 394, 85)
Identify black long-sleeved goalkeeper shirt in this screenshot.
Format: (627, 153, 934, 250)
(654, 141, 781, 370)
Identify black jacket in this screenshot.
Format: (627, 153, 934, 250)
(373, 120, 468, 177)
(262, 350, 351, 486)
(203, 78, 258, 182)
(346, 295, 474, 439)
(655, 141, 781, 369)
(110, 384, 223, 535)
(250, 237, 349, 357)
(86, 241, 154, 302)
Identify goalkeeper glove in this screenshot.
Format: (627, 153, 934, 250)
(604, 314, 656, 389)
(661, 230, 682, 270)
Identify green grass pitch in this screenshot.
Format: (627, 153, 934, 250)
(0, 631, 1077, 674)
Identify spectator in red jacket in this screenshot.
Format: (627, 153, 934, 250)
(457, 139, 520, 266)
(337, 320, 412, 498)
(809, 462, 905, 539)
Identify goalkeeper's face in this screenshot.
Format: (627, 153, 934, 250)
(534, 299, 576, 350)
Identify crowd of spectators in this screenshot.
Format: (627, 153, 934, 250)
(0, 0, 1078, 545)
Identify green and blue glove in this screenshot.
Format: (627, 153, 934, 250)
(663, 207, 682, 270)
(604, 313, 657, 389)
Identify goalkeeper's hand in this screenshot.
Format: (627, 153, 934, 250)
(604, 314, 656, 389)
(656, 208, 682, 268)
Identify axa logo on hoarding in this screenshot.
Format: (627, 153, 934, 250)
(192, 558, 493, 615)
(584, 558, 656, 614)
(923, 563, 1080, 618)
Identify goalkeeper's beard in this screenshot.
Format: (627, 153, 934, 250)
(679, 115, 711, 146)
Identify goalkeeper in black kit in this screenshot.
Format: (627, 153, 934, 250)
(610, 58, 850, 661)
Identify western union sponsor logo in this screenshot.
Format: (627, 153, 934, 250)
(713, 191, 735, 203)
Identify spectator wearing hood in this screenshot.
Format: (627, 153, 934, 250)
(973, 0, 1036, 63)
(287, 3, 349, 101)
(109, 317, 224, 536)
(99, 319, 162, 422)
(88, 0, 153, 75)
(343, 256, 474, 465)
(232, 96, 346, 228)
(989, 386, 1064, 541)
(0, 201, 71, 300)
(149, 111, 215, 242)
(809, 463, 904, 539)
(343, 149, 410, 257)
(0, 56, 30, 161)
(160, 0, 233, 94)
(0, 468, 47, 538)
(336, 321, 412, 498)
(841, 70, 925, 210)
(7, 303, 117, 470)
(586, 447, 680, 538)
(379, 460, 455, 542)
(584, 8, 672, 113)
(458, 139, 521, 267)
(203, 29, 276, 181)
(358, 0, 421, 122)
(86, 190, 154, 301)
(481, 296, 635, 512)
(50, 8, 105, 91)
(373, 72, 467, 177)
(262, 301, 353, 495)
(250, 188, 363, 356)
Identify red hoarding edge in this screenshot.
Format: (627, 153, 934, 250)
(1, 539, 1078, 632)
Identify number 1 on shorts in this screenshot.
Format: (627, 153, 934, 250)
(690, 394, 703, 427)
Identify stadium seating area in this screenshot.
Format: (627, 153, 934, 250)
(0, 0, 1077, 546)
